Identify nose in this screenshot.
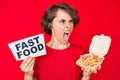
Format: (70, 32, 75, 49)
(66, 23, 71, 29)
(66, 26, 69, 28)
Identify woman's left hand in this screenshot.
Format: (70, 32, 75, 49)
(81, 64, 101, 80)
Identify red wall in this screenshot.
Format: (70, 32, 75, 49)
(0, 0, 120, 80)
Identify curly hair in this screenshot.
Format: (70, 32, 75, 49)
(41, 2, 80, 34)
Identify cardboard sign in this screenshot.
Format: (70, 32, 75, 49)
(8, 34, 46, 61)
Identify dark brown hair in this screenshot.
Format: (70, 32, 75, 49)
(41, 2, 80, 34)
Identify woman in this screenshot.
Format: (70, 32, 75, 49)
(20, 2, 100, 80)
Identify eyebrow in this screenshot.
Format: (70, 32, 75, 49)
(60, 18, 73, 21)
(53, 16, 73, 22)
(60, 19, 66, 21)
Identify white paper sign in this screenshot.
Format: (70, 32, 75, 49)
(8, 34, 46, 61)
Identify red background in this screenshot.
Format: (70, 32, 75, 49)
(0, 0, 120, 80)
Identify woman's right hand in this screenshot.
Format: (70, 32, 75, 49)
(20, 57, 35, 75)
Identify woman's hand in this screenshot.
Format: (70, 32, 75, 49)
(81, 64, 101, 74)
(20, 57, 35, 75)
(81, 64, 101, 80)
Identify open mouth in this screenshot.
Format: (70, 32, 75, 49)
(64, 32, 69, 40)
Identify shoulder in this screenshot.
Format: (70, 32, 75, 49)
(70, 43, 88, 59)
(71, 43, 87, 53)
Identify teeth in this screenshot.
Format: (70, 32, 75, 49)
(64, 32, 69, 39)
(65, 33, 69, 35)
(64, 31, 70, 40)
(64, 32, 69, 36)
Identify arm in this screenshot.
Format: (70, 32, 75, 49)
(20, 57, 37, 80)
(24, 72, 37, 80)
(24, 72, 33, 80)
(81, 71, 90, 80)
(81, 65, 101, 80)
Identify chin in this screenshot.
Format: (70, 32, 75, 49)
(62, 40, 69, 44)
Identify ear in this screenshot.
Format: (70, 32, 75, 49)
(48, 23, 52, 28)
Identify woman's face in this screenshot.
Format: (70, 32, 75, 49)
(50, 9, 74, 44)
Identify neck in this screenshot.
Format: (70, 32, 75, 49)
(46, 38, 70, 50)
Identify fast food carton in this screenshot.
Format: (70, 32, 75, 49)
(76, 34, 111, 69)
(89, 34, 111, 57)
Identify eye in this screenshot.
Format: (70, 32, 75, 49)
(59, 19, 66, 23)
(69, 19, 73, 23)
(69, 19, 74, 26)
